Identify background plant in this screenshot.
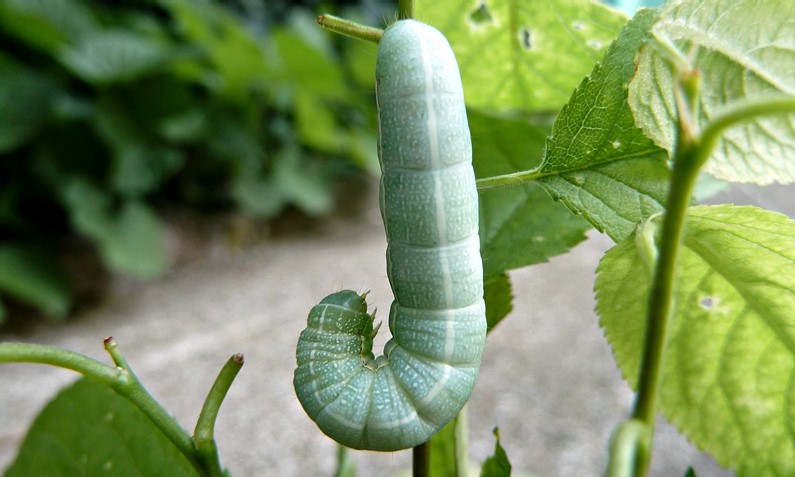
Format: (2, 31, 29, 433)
(0, 0, 389, 321)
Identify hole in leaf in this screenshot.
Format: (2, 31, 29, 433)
(469, 3, 493, 25)
(572, 21, 586, 31)
(586, 39, 603, 49)
(700, 296, 715, 309)
(519, 27, 532, 50)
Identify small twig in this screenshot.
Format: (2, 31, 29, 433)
(316, 14, 383, 43)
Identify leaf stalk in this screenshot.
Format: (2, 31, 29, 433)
(193, 353, 245, 477)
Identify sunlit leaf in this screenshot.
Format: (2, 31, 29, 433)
(597, 205, 795, 476)
(417, 0, 627, 112)
(628, 0, 795, 184)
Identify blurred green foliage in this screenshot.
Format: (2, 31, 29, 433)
(0, 0, 388, 322)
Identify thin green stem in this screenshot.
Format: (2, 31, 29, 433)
(413, 441, 430, 477)
(193, 353, 245, 477)
(455, 410, 468, 475)
(0, 342, 123, 385)
(116, 378, 203, 473)
(700, 95, 795, 154)
(0, 341, 206, 476)
(631, 94, 795, 428)
(102, 339, 204, 475)
(104, 336, 138, 379)
(628, 83, 795, 474)
(397, 0, 415, 20)
(631, 138, 699, 420)
(333, 445, 356, 477)
(476, 169, 542, 190)
(316, 14, 383, 43)
(630, 75, 703, 476)
(605, 420, 650, 477)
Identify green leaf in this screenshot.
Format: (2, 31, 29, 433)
(268, 27, 347, 100)
(596, 205, 795, 476)
(484, 273, 513, 333)
(61, 179, 167, 278)
(103, 202, 169, 278)
(480, 428, 511, 477)
(5, 378, 199, 477)
(0, 64, 56, 153)
(628, 0, 795, 185)
(417, 0, 627, 112)
(472, 110, 591, 277)
(166, 0, 269, 102)
(232, 146, 335, 218)
(0, 0, 99, 53)
(272, 147, 335, 216)
(0, 245, 71, 319)
(295, 91, 341, 153)
(232, 174, 285, 218)
(91, 95, 186, 197)
(536, 8, 671, 242)
(58, 29, 172, 84)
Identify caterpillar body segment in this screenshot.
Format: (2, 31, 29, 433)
(294, 20, 485, 451)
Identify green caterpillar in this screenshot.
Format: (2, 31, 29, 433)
(293, 19, 486, 451)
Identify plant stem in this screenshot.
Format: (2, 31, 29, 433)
(605, 420, 650, 477)
(316, 14, 383, 43)
(476, 169, 544, 190)
(398, 0, 415, 20)
(0, 342, 123, 385)
(700, 95, 795, 155)
(0, 341, 206, 476)
(102, 338, 205, 475)
(630, 71, 702, 476)
(117, 376, 204, 475)
(193, 353, 245, 477)
(105, 336, 138, 379)
(628, 84, 795, 474)
(631, 141, 700, 422)
(413, 441, 430, 477)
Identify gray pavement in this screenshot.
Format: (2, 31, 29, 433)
(3, 182, 785, 476)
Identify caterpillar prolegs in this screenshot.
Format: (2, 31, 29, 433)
(293, 19, 486, 451)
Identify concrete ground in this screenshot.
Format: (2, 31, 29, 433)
(2, 182, 790, 477)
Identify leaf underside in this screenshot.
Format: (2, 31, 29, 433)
(537, 8, 671, 243)
(629, 0, 795, 185)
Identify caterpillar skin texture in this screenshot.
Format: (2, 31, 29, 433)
(293, 19, 486, 451)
